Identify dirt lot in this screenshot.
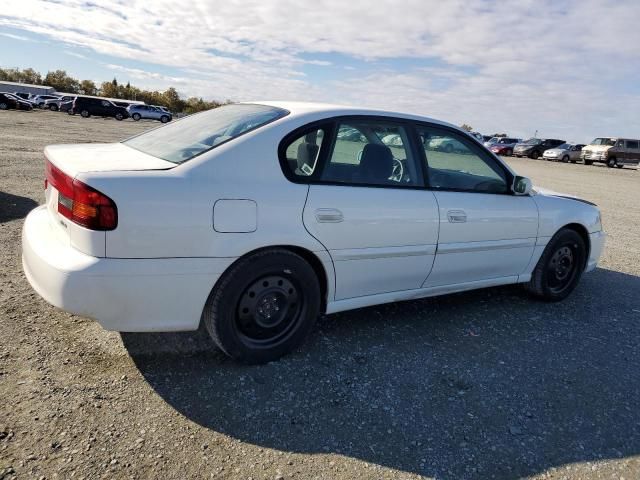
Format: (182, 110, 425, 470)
(1, 110, 639, 480)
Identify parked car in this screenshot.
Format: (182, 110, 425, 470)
(427, 135, 467, 153)
(0, 92, 34, 110)
(44, 95, 76, 111)
(487, 138, 522, 156)
(22, 102, 605, 364)
(31, 94, 62, 108)
(581, 137, 640, 168)
(71, 96, 129, 120)
(127, 104, 172, 123)
(13, 92, 33, 100)
(513, 138, 565, 159)
(59, 100, 74, 113)
(543, 143, 585, 163)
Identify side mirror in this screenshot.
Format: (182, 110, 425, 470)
(513, 176, 533, 195)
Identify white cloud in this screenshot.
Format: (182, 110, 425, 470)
(1, 0, 639, 139)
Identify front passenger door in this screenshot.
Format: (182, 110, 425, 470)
(417, 125, 538, 287)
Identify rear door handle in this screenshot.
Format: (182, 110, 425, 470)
(315, 208, 344, 223)
(447, 210, 467, 223)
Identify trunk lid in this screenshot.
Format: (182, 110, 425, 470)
(44, 143, 175, 177)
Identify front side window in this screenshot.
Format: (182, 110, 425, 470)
(418, 126, 509, 194)
(282, 128, 325, 177)
(124, 104, 288, 164)
(321, 121, 420, 187)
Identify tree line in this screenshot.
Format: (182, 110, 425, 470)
(0, 67, 227, 114)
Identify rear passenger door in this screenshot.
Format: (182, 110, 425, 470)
(292, 118, 440, 300)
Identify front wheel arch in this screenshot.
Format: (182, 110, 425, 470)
(559, 222, 591, 271)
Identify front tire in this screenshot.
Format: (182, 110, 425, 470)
(160, 115, 170, 123)
(202, 249, 321, 364)
(115, 113, 124, 121)
(530, 150, 540, 159)
(607, 157, 617, 168)
(132, 113, 141, 121)
(0, 102, 7, 110)
(525, 228, 586, 301)
(49, 104, 58, 111)
(80, 110, 90, 118)
(562, 155, 570, 163)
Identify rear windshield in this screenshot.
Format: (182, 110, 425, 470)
(124, 104, 288, 164)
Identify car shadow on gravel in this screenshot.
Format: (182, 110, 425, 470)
(122, 267, 640, 479)
(0, 191, 38, 223)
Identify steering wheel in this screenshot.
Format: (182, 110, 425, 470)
(390, 158, 404, 182)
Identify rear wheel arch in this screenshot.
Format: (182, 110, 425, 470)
(205, 245, 330, 318)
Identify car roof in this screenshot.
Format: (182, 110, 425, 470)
(249, 101, 457, 130)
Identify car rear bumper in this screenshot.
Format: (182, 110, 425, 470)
(586, 230, 606, 272)
(22, 206, 233, 332)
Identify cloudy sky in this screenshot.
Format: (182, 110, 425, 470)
(1, 0, 639, 140)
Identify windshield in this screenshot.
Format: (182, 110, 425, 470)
(590, 137, 616, 146)
(124, 104, 288, 164)
(557, 143, 571, 149)
(524, 138, 542, 145)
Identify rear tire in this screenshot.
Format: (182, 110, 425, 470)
(0, 102, 7, 110)
(49, 104, 58, 112)
(80, 110, 90, 118)
(584, 159, 593, 165)
(525, 228, 586, 301)
(616, 164, 624, 169)
(132, 113, 141, 121)
(202, 249, 321, 364)
(531, 150, 540, 159)
(505, 148, 513, 156)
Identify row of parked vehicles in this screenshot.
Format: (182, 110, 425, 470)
(0, 91, 173, 123)
(468, 133, 639, 169)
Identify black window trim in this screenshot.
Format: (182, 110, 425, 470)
(277, 114, 515, 195)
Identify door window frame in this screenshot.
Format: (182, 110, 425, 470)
(413, 121, 515, 195)
(278, 115, 427, 190)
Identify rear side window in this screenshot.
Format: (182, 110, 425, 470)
(282, 128, 326, 177)
(322, 122, 420, 187)
(124, 104, 288, 164)
(626, 140, 639, 149)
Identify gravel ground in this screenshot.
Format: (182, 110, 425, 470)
(1, 110, 639, 480)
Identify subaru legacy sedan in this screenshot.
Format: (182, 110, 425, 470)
(22, 102, 605, 363)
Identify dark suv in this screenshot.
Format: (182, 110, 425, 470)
(513, 138, 565, 159)
(71, 97, 129, 121)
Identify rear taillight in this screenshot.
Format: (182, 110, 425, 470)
(45, 159, 117, 230)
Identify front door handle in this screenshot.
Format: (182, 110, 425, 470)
(447, 210, 467, 223)
(315, 208, 344, 223)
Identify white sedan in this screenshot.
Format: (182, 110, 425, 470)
(22, 102, 605, 363)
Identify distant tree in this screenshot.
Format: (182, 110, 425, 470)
(44, 70, 80, 93)
(79, 79, 97, 96)
(99, 80, 119, 98)
(491, 133, 507, 137)
(460, 123, 473, 132)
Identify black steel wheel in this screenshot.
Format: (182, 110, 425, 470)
(202, 249, 321, 363)
(525, 228, 586, 301)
